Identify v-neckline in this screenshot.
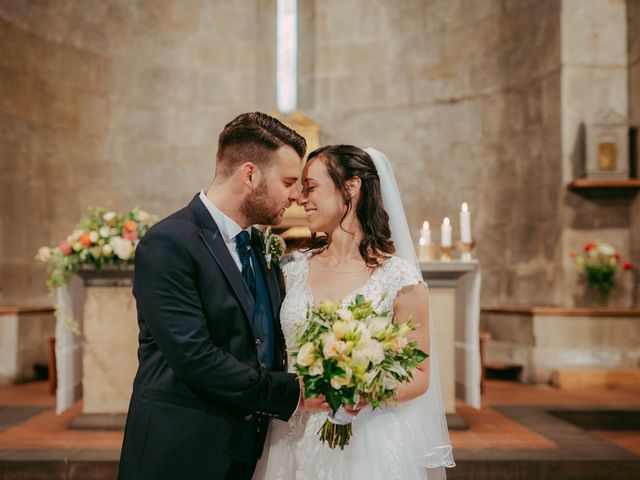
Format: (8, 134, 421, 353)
(302, 252, 385, 307)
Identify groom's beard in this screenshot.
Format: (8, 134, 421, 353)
(241, 178, 285, 226)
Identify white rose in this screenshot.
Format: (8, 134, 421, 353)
(102, 244, 113, 257)
(71, 229, 83, 241)
(99, 226, 111, 238)
(36, 246, 51, 262)
(356, 338, 385, 365)
(336, 308, 353, 321)
(309, 359, 324, 376)
(72, 241, 83, 252)
(322, 333, 346, 359)
(330, 375, 350, 389)
(90, 246, 102, 258)
(351, 348, 370, 369)
(137, 210, 150, 221)
(103, 211, 116, 222)
(89, 231, 99, 243)
(110, 237, 134, 260)
(599, 243, 615, 256)
(367, 316, 391, 339)
(296, 342, 316, 367)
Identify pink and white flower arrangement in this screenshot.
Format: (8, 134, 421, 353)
(36, 207, 157, 292)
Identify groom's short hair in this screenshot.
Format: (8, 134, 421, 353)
(215, 112, 306, 178)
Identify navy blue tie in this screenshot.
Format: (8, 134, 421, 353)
(235, 231, 256, 299)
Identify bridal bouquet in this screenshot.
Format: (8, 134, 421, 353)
(293, 294, 428, 449)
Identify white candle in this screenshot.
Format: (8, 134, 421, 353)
(419, 221, 431, 245)
(441, 217, 452, 247)
(460, 202, 472, 244)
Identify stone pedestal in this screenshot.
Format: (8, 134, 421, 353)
(78, 268, 137, 416)
(421, 260, 482, 413)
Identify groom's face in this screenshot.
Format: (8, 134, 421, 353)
(241, 145, 301, 225)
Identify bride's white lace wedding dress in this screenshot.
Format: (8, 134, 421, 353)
(253, 250, 452, 480)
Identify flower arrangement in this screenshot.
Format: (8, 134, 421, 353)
(294, 294, 428, 449)
(571, 241, 632, 306)
(36, 207, 157, 292)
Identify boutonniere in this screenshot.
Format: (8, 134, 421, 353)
(261, 226, 286, 269)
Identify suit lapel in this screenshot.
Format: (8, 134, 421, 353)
(251, 228, 281, 321)
(188, 195, 255, 324)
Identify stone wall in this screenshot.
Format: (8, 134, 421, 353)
(559, 0, 634, 308)
(1, 0, 638, 308)
(0, 0, 276, 305)
(628, 0, 640, 305)
(300, 0, 563, 306)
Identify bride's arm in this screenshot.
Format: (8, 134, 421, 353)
(393, 282, 430, 402)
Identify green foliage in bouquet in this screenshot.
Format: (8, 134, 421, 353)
(294, 294, 428, 449)
(35, 206, 157, 293)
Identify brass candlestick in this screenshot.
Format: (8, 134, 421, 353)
(457, 240, 476, 262)
(440, 245, 453, 262)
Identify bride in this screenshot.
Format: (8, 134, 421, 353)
(254, 145, 454, 479)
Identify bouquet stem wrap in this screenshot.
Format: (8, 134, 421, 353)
(319, 406, 353, 449)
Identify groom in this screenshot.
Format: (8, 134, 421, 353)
(118, 112, 306, 480)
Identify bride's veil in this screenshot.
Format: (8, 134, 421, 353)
(365, 147, 455, 477)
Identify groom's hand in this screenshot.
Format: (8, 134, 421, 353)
(300, 394, 330, 412)
(297, 381, 329, 412)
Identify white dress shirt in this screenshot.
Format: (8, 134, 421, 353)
(199, 189, 253, 273)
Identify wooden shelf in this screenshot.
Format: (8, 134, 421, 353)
(481, 306, 640, 318)
(568, 179, 640, 189)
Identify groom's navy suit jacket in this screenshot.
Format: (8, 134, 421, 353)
(117, 195, 299, 480)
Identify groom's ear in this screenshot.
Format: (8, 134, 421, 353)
(239, 162, 258, 188)
(345, 176, 362, 198)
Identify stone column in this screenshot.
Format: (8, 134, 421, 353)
(560, 0, 633, 307)
(628, 0, 640, 305)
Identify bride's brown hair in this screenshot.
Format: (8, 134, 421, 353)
(305, 145, 395, 267)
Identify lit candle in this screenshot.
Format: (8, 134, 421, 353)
(418, 221, 431, 261)
(420, 221, 431, 245)
(460, 202, 472, 244)
(441, 217, 452, 247)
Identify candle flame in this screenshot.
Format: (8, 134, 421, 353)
(462, 202, 469, 212)
(443, 217, 450, 226)
(419, 237, 428, 246)
(422, 221, 429, 229)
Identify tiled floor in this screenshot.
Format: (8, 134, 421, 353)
(0, 380, 638, 454)
(449, 380, 640, 453)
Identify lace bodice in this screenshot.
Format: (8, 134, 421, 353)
(279, 251, 424, 372)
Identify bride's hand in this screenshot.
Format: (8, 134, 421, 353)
(343, 397, 368, 417)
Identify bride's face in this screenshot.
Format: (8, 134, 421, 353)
(298, 158, 346, 233)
